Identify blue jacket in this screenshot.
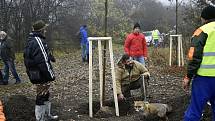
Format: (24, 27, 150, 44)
(80, 26, 88, 45)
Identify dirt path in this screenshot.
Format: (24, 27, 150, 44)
(0, 50, 212, 121)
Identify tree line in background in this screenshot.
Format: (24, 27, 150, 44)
(0, 0, 214, 51)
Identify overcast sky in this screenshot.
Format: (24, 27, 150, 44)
(156, 0, 171, 5)
(156, 0, 187, 6)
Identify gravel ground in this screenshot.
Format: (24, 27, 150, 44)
(0, 48, 212, 121)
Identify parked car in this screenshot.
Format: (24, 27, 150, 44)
(143, 31, 153, 46)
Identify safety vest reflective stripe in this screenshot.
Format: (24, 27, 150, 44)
(197, 22, 215, 76)
(200, 65, 215, 68)
(204, 52, 215, 56)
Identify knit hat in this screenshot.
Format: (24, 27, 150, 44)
(33, 20, 48, 31)
(0, 31, 7, 40)
(201, 5, 215, 20)
(117, 54, 132, 65)
(133, 23, 141, 30)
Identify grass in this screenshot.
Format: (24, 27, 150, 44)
(148, 47, 170, 66)
(0, 50, 69, 98)
(0, 82, 33, 96)
(15, 53, 24, 63)
(148, 46, 184, 66)
(1, 46, 186, 97)
(14, 45, 183, 68)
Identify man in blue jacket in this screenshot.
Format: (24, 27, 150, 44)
(80, 25, 89, 62)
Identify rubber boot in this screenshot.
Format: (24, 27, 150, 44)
(35, 105, 46, 121)
(44, 101, 58, 120)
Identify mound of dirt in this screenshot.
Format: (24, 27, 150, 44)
(3, 95, 35, 121)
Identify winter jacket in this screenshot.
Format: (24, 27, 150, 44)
(24, 32, 55, 84)
(80, 27, 89, 54)
(80, 27, 88, 45)
(0, 37, 15, 61)
(186, 19, 215, 79)
(115, 60, 149, 94)
(124, 32, 148, 57)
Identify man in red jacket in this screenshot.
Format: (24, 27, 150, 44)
(124, 23, 148, 65)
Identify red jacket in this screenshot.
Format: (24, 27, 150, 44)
(124, 32, 147, 57)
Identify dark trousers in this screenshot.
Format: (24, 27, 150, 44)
(121, 77, 145, 99)
(36, 83, 50, 105)
(3, 60, 21, 83)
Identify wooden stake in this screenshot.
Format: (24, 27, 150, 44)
(180, 36, 184, 66)
(89, 40, 93, 117)
(108, 38, 119, 116)
(169, 36, 172, 66)
(98, 40, 104, 108)
(170, 35, 184, 67)
(88, 37, 119, 117)
(178, 36, 181, 66)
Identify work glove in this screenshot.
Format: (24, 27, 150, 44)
(182, 76, 191, 91)
(49, 54, 56, 62)
(142, 72, 150, 79)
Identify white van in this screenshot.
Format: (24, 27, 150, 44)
(143, 31, 153, 46)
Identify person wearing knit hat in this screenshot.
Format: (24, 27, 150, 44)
(201, 5, 215, 21)
(124, 22, 148, 65)
(24, 20, 58, 120)
(183, 5, 215, 121)
(33, 20, 48, 31)
(133, 23, 141, 30)
(115, 54, 150, 101)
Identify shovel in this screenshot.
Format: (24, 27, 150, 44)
(142, 75, 149, 102)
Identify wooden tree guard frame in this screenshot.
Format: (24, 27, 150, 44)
(169, 35, 184, 66)
(88, 37, 119, 117)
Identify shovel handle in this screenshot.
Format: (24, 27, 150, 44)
(142, 75, 147, 101)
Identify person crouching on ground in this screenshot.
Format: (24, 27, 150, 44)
(116, 54, 150, 101)
(24, 20, 58, 121)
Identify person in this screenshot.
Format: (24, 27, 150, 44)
(24, 20, 58, 121)
(124, 23, 148, 65)
(0, 31, 21, 85)
(116, 54, 150, 101)
(80, 25, 89, 62)
(0, 100, 5, 121)
(182, 5, 215, 121)
(159, 33, 165, 48)
(152, 29, 160, 48)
